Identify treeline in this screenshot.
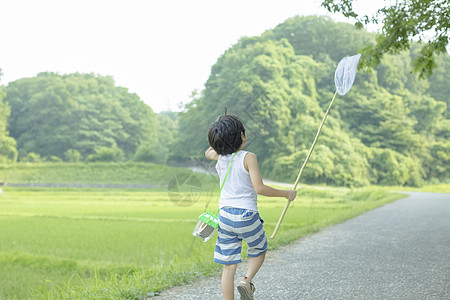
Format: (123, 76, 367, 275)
(0, 16, 448, 186)
(0, 73, 176, 164)
(173, 16, 449, 186)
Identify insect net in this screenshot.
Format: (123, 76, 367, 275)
(334, 53, 361, 96)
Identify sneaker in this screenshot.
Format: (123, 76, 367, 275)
(237, 277, 256, 300)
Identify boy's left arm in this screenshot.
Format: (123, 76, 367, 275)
(205, 147, 219, 160)
(246, 152, 296, 201)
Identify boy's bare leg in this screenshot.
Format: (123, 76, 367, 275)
(245, 252, 266, 281)
(222, 264, 238, 300)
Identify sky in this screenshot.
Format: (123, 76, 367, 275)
(0, 0, 384, 113)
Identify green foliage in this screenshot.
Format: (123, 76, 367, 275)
(269, 15, 372, 64)
(175, 37, 328, 163)
(64, 149, 81, 162)
(86, 147, 124, 162)
(427, 54, 450, 118)
(48, 156, 63, 162)
(133, 112, 177, 164)
(133, 143, 157, 162)
(0, 85, 18, 162)
(174, 15, 449, 186)
(321, 0, 450, 78)
(2, 16, 448, 186)
(20, 152, 43, 163)
(428, 140, 450, 179)
(0, 162, 207, 187)
(155, 112, 177, 163)
(0, 136, 18, 163)
(368, 148, 424, 186)
(3, 73, 158, 161)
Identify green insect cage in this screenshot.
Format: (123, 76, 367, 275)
(192, 211, 219, 242)
(192, 151, 239, 242)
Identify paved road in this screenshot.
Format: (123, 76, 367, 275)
(158, 192, 450, 299)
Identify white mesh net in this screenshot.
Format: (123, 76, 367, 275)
(334, 53, 361, 96)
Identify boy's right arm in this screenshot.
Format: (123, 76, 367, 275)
(205, 147, 219, 160)
(245, 152, 296, 201)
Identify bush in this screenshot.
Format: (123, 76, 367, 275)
(48, 155, 63, 162)
(428, 141, 450, 180)
(86, 147, 124, 162)
(20, 152, 43, 162)
(133, 143, 168, 164)
(369, 148, 424, 186)
(0, 137, 18, 162)
(65, 149, 82, 162)
(133, 143, 156, 162)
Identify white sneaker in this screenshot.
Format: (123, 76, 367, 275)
(237, 277, 255, 300)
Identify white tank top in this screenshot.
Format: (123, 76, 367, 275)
(215, 150, 258, 211)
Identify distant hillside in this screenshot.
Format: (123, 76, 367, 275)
(173, 16, 450, 187)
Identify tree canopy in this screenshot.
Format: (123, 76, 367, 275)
(0, 15, 448, 186)
(0, 75, 18, 162)
(174, 15, 449, 186)
(4, 73, 159, 161)
(321, 0, 450, 78)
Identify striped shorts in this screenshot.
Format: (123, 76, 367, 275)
(214, 207, 268, 265)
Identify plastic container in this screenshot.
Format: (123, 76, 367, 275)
(192, 211, 219, 242)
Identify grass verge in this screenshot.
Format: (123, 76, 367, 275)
(0, 162, 217, 187)
(375, 183, 450, 194)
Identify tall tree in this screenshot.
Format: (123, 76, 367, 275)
(322, 0, 450, 77)
(174, 15, 449, 186)
(0, 68, 18, 162)
(4, 73, 157, 160)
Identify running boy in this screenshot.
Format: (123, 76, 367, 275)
(205, 114, 296, 300)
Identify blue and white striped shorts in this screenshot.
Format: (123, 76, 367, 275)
(214, 207, 268, 265)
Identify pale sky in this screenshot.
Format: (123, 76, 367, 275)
(0, 0, 383, 113)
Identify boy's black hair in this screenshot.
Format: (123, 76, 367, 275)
(208, 114, 246, 155)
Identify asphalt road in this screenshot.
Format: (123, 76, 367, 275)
(157, 192, 450, 299)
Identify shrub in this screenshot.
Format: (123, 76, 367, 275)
(20, 152, 43, 162)
(65, 149, 82, 162)
(86, 147, 124, 162)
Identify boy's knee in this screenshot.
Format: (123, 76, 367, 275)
(223, 264, 238, 273)
(223, 263, 237, 268)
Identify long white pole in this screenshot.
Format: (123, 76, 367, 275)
(270, 91, 338, 239)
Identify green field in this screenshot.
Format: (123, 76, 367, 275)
(0, 187, 404, 299)
(0, 162, 202, 186)
(0, 162, 407, 299)
(378, 184, 450, 194)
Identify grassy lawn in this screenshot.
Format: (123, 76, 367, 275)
(0, 162, 209, 186)
(376, 184, 450, 194)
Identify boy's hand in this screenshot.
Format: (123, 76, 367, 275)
(285, 190, 297, 201)
(205, 147, 219, 160)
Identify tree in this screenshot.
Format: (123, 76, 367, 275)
(427, 53, 450, 118)
(86, 146, 124, 162)
(4, 73, 158, 160)
(64, 149, 81, 162)
(174, 35, 373, 186)
(0, 72, 18, 162)
(134, 112, 177, 164)
(322, 0, 450, 78)
(268, 15, 373, 64)
(173, 15, 449, 186)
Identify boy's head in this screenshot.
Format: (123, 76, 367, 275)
(208, 114, 246, 155)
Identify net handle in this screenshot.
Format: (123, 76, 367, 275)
(214, 150, 240, 216)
